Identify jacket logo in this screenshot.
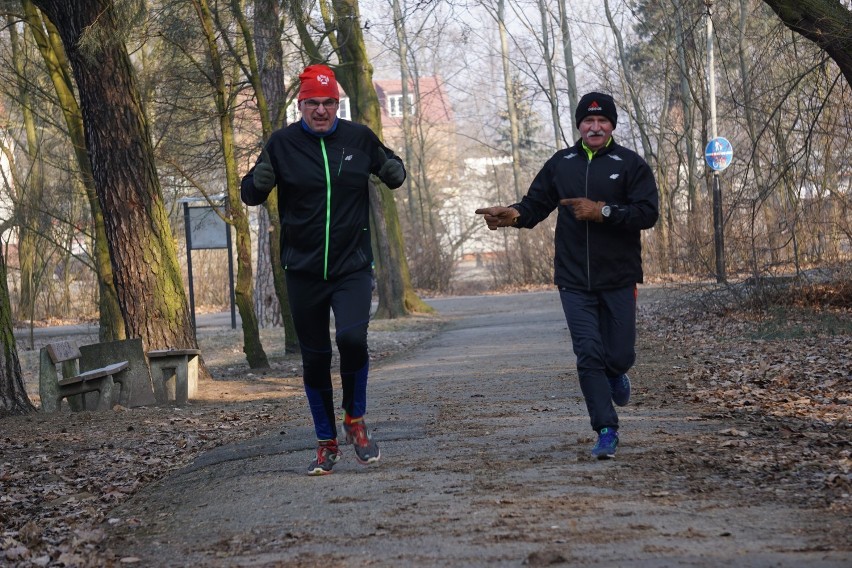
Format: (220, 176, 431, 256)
(564, 152, 579, 160)
(317, 74, 331, 86)
(610, 174, 620, 180)
(345, 154, 353, 161)
(609, 154, 623, 161)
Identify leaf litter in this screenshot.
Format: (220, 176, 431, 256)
(2, 284, 851, 565)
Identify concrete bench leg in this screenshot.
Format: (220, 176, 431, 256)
(149, 353, 199, 406)
(175, 357, 200, 405)
(153, 365, 189, 405)
(83, 379, 114, 411)
(96, 378, 115, 411)
(174, 363, 188, 406)
(186, 355, 199, 400)
(110, 376, 130, 407)
(39, 349, 61, 413)
(150, 364, 163, 403)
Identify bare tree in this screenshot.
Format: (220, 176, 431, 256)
(247, 0, 299, 353)
(21, 0, 125, 341)
(494, 0, 529, 203)
(179, 0, 268, 368)
(556, 0, 579, 141)
(604, 0, 654, 163)
(535, 0, 562, 150)
(331, 0, 431, 317)
(0, 249, 35, 416)
(8, 18, 45, 325)
(30, 0, 199, 355)
(760, 0, 852, 87)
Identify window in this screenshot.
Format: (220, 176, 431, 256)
(286, 101, 299, 124)
(387, 94, 415, 118)
(337, 97, 351, 120)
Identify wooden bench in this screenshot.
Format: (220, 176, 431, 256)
(39, 341, 130, 412)
(147, 349, 201, 405)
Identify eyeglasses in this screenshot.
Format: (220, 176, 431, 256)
(302, 99, 339, 110)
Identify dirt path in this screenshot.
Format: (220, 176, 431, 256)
(105, 290, 850, 567)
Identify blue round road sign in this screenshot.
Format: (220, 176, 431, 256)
(705, 137, 733, 171)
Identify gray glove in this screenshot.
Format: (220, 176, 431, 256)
(252, 152, 276, 192)
(378, 157, 405, 187)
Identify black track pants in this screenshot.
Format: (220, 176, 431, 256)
(285, 267, 372, 440)
(559, 284, 637, 433)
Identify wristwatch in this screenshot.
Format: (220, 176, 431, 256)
(601, 205, 612, 219)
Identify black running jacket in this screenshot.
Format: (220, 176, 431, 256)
(512, 138, 659, 291)
(241, 120, 405, 280)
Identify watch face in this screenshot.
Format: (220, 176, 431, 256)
(602, 205, 611, 217)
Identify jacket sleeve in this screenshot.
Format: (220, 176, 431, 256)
(607, 156, 659, 231)
(240, 153, 273, 206)
(511, 155, 560, 229)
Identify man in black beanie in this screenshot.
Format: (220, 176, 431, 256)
(575, 91, 618, 129)
(476, 92, 659, 460)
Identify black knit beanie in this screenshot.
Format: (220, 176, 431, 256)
(575, 92, 618, 128)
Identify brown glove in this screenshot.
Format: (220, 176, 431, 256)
(560, 198, 605, 223)
(475, 206, 520, 230)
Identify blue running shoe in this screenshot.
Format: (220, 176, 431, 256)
(592, 427, 619, 459)
(609, 373, 631, 407)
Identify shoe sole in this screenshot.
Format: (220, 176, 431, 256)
(593, 452, 616, 460)
(353, 450, 381, 466)
(307, 453, 341, 475)
(345, 425, 381, 466)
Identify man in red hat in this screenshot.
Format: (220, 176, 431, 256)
(241, 64, 406, 475)
(475, 92, 659, 460)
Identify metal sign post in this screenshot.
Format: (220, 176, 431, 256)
(181, 197, 236, 334)
(706, 1, 727, 283)
(705, 136, 732, 284)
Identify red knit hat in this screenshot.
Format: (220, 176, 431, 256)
(298, 64, 339, 101)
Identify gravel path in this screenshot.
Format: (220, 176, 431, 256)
(105, 289, 851, 567)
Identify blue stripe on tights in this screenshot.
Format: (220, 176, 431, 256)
(305, 384, 335, 440)
(350, 361, 369, 418)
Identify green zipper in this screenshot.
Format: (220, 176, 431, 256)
(320, 138, 332, 280)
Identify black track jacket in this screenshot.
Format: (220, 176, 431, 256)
(241, 120, 405, 280)
(512, 138, 659, 291)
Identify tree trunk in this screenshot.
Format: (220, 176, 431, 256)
(604, 0, 654, 164)
(10, 20, 46, 323)
(497, 0, 523, 202)
(247, 0, 298, 352)
(31, 0, 198, 355)
(331, 0, 430, 317)
(495, 0, 533, 282)
(761, 0, 852, 87)
(193, 0, 268, 368)
(674, 7, 698, 216)
(536, 0, 563, 150)
(23, 0, 125, 341)
(391, 0, 418, 226)
(0, 252, 36, 416)
(557, 0, 579, 142)
(654, 63, 672, 275)
(737, 0, 781, 268)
